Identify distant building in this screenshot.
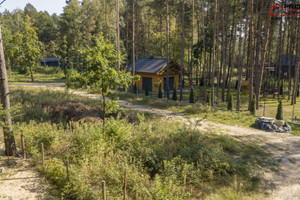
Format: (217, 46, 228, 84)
(267, 55, 296, 77)
(127, 57, 183, 93)
(281, 55, 296, 77)
(40, 57, 63, 67)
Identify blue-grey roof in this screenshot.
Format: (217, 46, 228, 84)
(40, 57, 62, 62)
(281, 55, 296, 66)
(127, 58, 167, 74)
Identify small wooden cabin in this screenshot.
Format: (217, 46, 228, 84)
(281, 55, 296, 77)
(127, 58, 181, 93)
(266, 55, 296, 77)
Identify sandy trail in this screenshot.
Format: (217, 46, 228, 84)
(0, 155, 54, 200)
(9, 83, 300, 199)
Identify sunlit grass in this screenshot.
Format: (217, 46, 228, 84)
(107, 87, 300, 135)
(8, 67, 65, 83)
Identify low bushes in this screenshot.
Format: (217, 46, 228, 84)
(15, 117, 268, 199)
(10, 88, 269, 199)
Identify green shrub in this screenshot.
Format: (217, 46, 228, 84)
(16, 121, 57, 157)
(158, 83, 163, 98)
(227, 94, 233, 111)
(11, 88, 269, 199)
(250, 94, 256, 115)
(189, 88, 195, 103)
(172, 87, 177, 101)
(149, 173, 191, 199)
(44, 158, 68, 188)
(276, 100, 283, 120)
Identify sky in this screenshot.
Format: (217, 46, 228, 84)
(0, 0, 67, 15)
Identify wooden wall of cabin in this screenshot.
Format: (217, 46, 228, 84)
(135, 72, 180, 93)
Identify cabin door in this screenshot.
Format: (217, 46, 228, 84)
(142, 77, 152, 92)
(164, 77, 174, 91)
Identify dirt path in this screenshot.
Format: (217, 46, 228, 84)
(0, 140, 54, 200)
(9, 83, 300, 199)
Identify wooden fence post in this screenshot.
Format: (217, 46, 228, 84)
(123, 169, 127, 200)
(102, 180, 106, 200)
(41, 143, 44, 166)
(21, 134, 26, 159)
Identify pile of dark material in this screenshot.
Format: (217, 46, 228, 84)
(51, 100, 104, 123)
(50, 100, 140, 124)
(255, 117, 292, 133)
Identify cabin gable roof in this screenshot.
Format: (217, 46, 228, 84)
(127, 58, 181, 75)
(127, 58, 167, 74)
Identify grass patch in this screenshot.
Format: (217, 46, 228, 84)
(107, 88, 300, 135)
(8, 66, 65, 83)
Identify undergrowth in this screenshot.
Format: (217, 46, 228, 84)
(9, 87, 270, 199)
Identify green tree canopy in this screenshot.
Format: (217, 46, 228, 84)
(17, 15, 41, 81)
(68, 35, 136, 127)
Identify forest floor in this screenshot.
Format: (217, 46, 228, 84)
(0, 144, 55, 199)
(6, 82, 300, 200)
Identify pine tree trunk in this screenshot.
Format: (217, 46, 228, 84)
(274, 42, 280, 99)
(255, 0, 273, 109)
(288, 21, 295, 100)
(203, 28, 207, 104)
(226, 3, 238, 102)
(180, 0, 185, 102)
(221, 0, 229, 102)
(126, 21, 129, 66)
(237, 0, 250, 111)
(190, 0, 194, 88)
(196, 10, 200, 86)
(253, 0, 264, 108)
(248, 0, 254, 110)
(277, 17, 283, 102)
(0, 25, 18, 156)
(147, 18, 150, 58)
(160, 15, 163, 58)
(211, 0, 218, 107)
(216, 42, 220, 102)
(116, 0, 120, 71)
(166, 0, 170, 99)
(216, 1, 221, 102)
(132, 0, 135, 77)
(292, 22, 300, 105)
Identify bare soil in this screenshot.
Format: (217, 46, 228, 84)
(51, 100, 104, 123)
(0, 145, 54, 200)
